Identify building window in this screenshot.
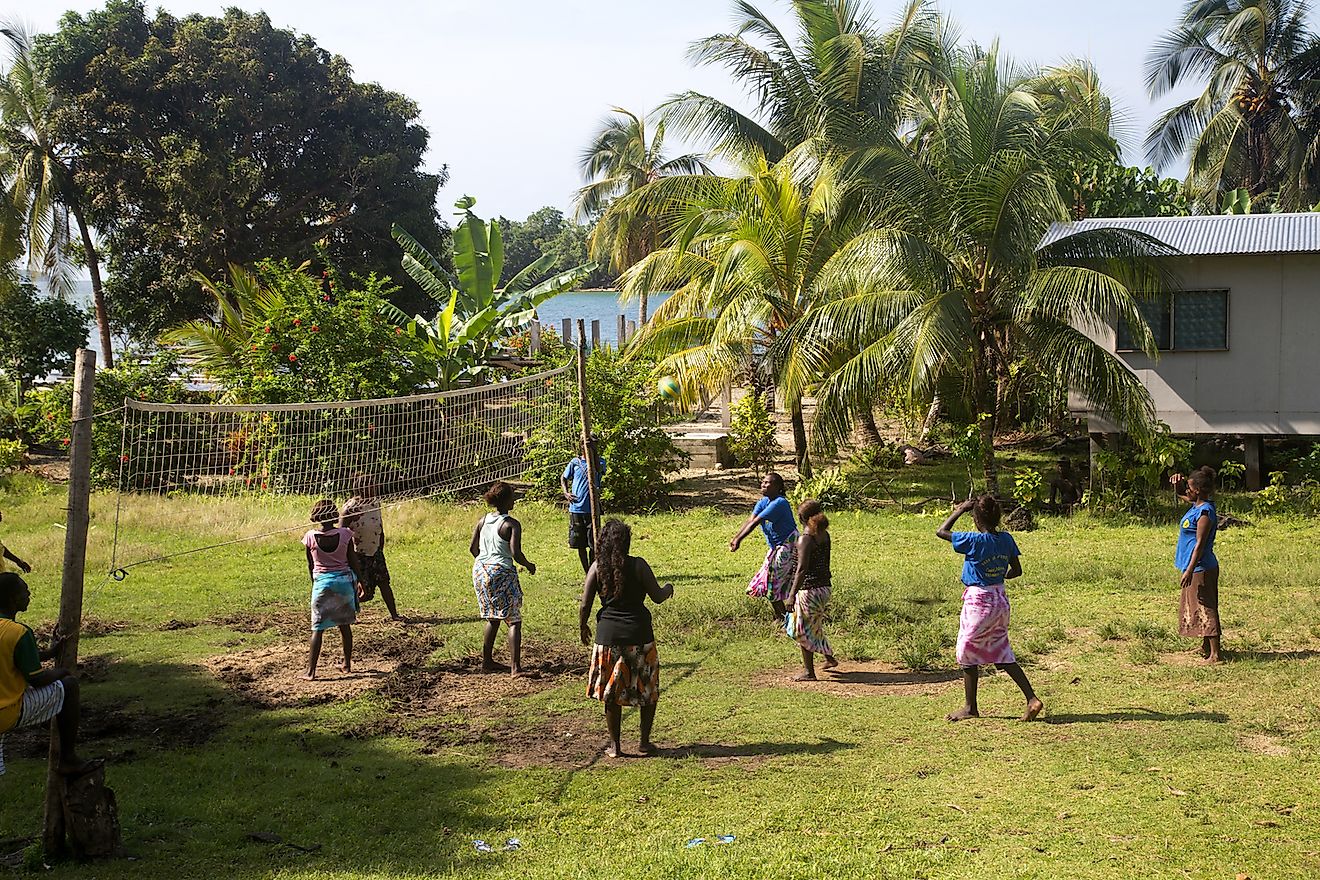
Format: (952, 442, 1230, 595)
(1117, 289, 1228, 352)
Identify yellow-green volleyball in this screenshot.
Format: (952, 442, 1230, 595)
(657, 376, 682, 401)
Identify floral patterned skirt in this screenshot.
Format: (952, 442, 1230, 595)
(747, 535, 798, 602)
(955, 584, 1015, 667)
(472, 562, 523, 623)
(787, 586, 833, 657)
(587, 643, 659, 706)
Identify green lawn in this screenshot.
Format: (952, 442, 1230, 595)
(2, 472, 1318, 879)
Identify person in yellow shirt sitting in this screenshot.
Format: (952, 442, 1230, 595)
(0, 573, 93, 776)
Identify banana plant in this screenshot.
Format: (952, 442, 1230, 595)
(388, 196, 596, 387)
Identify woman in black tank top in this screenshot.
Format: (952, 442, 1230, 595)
(579, 519, 674, 758)
(787, 499, 838, 681)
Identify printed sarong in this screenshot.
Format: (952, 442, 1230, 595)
(955, 584, 1016, 666)
(787, 586, 833, 657)
(1179, 567, 1221, 637)
(472, 562, 523, 623)
(311, 571, 358, 632)
(587, 643, 659, 706)
(747, 534, 798, 602)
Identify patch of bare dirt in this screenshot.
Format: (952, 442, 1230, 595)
(1238, 734, 1291, 757)
(662, 468, 765, 513)
(752, 660, 960, 697)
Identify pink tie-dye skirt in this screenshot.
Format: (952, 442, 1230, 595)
(955, 584, 1015, 667)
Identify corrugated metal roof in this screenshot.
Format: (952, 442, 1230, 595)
(1039, 212, 1320, 255)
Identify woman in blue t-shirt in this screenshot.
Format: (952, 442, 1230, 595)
(729, 472, 799, 621)
(1169, 466, 1221, 663)
(936, 495, 1043, 723)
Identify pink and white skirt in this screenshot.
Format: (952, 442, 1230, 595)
(955, 584, 1016, 667)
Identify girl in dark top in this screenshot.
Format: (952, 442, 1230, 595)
(787, 499, 838, 681)
(1169, 467, 1221, 663)
(579, 519, 674, 758)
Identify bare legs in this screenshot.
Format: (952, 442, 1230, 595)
(1201, 635, 1222, 663)
(481, 619, 522, 675)
(602, 703, 659, 758)
(578, 548, 593, 574)
(304, 626, 353, 680)
(378, 581, 401, 621)
(947, 663, 1043, 722)
(771, 599, 787, 621)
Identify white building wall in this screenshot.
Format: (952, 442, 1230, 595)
(1073, 253, 1320, 434)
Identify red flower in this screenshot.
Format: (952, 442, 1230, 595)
(45, 413, 54, 421)
(322, 295, 331, 301)
(121, 454, 130, 462)
(367, 423, 375, 433)
(262, 482, 268, 489)
(263, 326, 272, 333)
(310, 325, 319, 332)
(288, 354, 297, 362)
(394, 326, 403, 335)
(292, 318, 301, 326)
(271, 344, 279, 351)
(250, 344, 258, 351)
(61, 437, 71, 445)
(229, 468, 236, 475)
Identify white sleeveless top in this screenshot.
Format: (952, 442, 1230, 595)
(476, 513, 514, 568)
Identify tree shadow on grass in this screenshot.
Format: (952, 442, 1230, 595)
(653, 737, 856, 760)
(1044, 708, 1229, 725)
(1230, 649, 1320, 662)
(826, 668, 961, 687)
(0, 655, 518, 878)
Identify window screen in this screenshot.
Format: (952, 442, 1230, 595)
(1117, 293, 1172, 351)
(1173, 289, 1228, 350)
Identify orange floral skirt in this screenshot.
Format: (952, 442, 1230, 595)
(586, 643, 659, 706)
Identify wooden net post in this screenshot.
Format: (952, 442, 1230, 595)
(575, 319, 601, 551)
(44, 349, 95, 857)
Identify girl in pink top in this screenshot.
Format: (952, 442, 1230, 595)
(302, 499, 362, 680)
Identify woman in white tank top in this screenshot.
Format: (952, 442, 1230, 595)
(469, 481, 536, 675)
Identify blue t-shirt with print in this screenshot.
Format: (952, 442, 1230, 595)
(951, 530, 1020, 586)
(753, 495, 798, 547)
(1175, 501, 1218, 572)
(563, 457, 606, 514)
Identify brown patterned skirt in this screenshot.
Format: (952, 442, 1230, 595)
(1179, 567, 1221, 638)
(586, 643, 659, 707)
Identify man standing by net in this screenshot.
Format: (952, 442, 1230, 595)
(562, 437, 606, 574)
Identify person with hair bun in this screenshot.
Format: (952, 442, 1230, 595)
(1169, 466, 1222, 663)
(470, 481, 536, 675)
(937, 495, 1043, 722)
(302, 499, 363, 680)
(579, 519, 673, 758)
(786, 499, 838, 681)
(730, 472, 800, 622)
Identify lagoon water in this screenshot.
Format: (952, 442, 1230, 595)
(54, 278, 671, 359)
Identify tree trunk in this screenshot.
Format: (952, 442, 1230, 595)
(638, 289, 648, 326)
(71, 205, 113, 369)
(919, 393, 942, 441)
(979, 412, 999, 497)
(858, 407, 883, 447)
(790, 401, 812, 479)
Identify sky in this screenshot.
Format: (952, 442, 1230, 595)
(23, 0, 1201, 221)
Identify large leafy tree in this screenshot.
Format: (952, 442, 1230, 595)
(607, 151, 855, 476)
(0, 25, 113, 364)
(781, 45, 1169, 492)
(36, 0, 449, 335)
(1145, 0, 1320, 211)
(575, 107, 709, 322)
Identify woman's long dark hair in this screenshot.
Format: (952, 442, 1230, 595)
(596, 519, 632, 602)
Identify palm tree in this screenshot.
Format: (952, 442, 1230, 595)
(1145, 0, 1320, 211)
(779, 45, 1170, 493)
(606, 149, 864, 477)
(0, 24, 113, 366)
(575, 107, 709, 324)
(662, 0, 941, 165)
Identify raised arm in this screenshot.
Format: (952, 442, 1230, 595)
(578, 564, 600, 645)
(635, 557, 674, 604)
(730, 513, 765, 552)
(1168, 473, 1194, 504)
(936, 500, 975, 542)
(507, 517, 536, 575)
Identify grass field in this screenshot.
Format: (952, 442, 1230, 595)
(2, 469, 1319, 879)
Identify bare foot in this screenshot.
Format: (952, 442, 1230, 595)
(1203, 655, 1223, 665)
(1021, 698, 1044, 721)
(604, 743, 622, 759)
(638, 741, 658, 756)
(302, 671, 317, 681)
(946, 705, 979, 722)
(391, 615, 406, 623)
(793, 672, 817, 682)
(510, 668, 527, 678)
(339, 662, 352, 674)
(481, 662, 508, 674)
(822, 656, 840, 671)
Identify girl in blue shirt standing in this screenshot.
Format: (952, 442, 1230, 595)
(936, 495, 1043, 723)
(730, 472, 799, 621)
(1169, 467, 1221, 663)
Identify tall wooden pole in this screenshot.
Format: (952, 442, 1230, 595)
(44, 349, 96, 857)
(575, 319, 602, 552)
